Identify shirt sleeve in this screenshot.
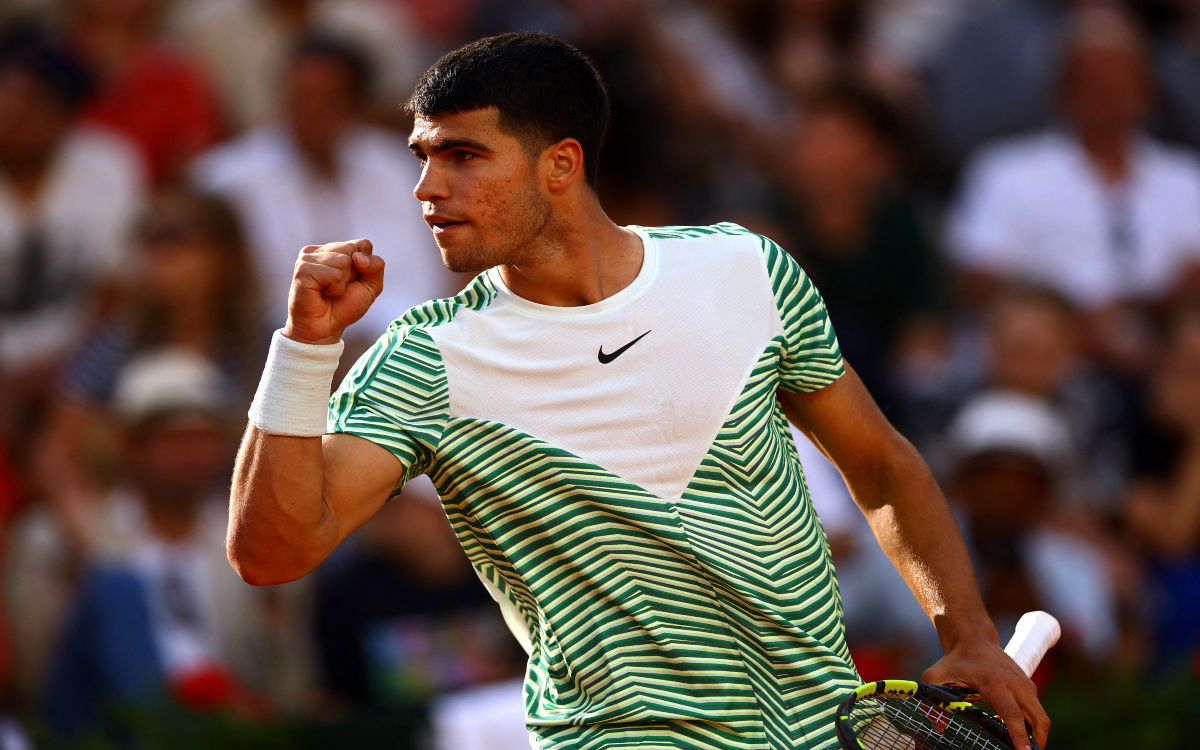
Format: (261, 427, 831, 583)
(759, 233, 845, 393)
(327, 324, 449, 495)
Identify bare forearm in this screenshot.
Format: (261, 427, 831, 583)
(853, 438, 996, 650)
(228, 239, 402, 584)
(228, 426, 339, 585)
(778, 372, 1045, 746)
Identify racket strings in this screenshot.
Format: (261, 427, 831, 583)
(849, 695, 1010, 750)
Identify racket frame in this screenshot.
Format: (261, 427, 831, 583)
(833, 679, 1038, 750)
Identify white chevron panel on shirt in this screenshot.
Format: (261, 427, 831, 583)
(427, 228, 784, 501)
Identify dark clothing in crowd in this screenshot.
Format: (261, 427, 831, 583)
(780, 189, 946, 408)
(59, 322, 253, 407)
(42, 569, 163, 738)
(1129, 418, 1200, 665)
(316, 548, 525, 707)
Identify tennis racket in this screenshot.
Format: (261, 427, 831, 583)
(833, 611, 1061, 750)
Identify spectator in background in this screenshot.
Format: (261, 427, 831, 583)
(1124, 305, 1200, 666)
(191, 35, 456, 346)
(40, 350, 314, 739)
(32, 190, 263, 553)
(315, 477, 524, 709)
(0, 39, 145, 436)
(776, 83, 947, 410)
(981, 287, 1132, 513)
(69, 0, 223, 185)
(171, 0, 420, 131)
(946, 7, 1200, 316)
(9, 190, 258, 707)
(945, 390, 1120, 662)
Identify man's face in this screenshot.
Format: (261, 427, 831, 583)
(409, 108, 552, 273)
(987, 299, 1077, 397)
(952, 453, 1052, 532)
(1061, 44, 1150, 137)
(789, 108, 890, 198)
(0, 68, 72, 167)
(285, 55, 356, 157)
(126, 417, 226, 500)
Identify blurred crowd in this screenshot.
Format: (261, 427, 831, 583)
(1, 0, 1199, 746)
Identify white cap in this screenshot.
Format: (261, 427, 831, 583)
(112, 348, 227, 424)
(947, 390, 1072, 472)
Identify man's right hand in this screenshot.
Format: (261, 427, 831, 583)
(282, 238, 383, 345)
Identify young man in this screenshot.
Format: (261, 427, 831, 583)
(230, 33, 1048, 750)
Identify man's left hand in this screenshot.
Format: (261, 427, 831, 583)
(922, 636, 1050, 750)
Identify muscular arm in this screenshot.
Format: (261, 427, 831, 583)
(779, 366, 1049, 750)
(228, 238, 403, 585)
(228, 429, 400, 585)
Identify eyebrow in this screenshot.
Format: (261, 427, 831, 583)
(408, 137, 494, 154)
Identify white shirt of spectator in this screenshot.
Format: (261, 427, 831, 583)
(131, 537, 222, 677)
(191, 123, 457, 338)
(0, 127, 145, 368)
(947, 129, 1200, 308)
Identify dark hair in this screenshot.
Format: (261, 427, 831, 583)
(989, 284, 1080, 328)
(292, 34, 374, 101)
(803, 81, 908, 156)
(0, 35, 90, 110)
(406, 32, 610, 188)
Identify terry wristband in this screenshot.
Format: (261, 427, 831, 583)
(248, 330, 344, 436)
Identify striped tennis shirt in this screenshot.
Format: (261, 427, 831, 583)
(329, 223, 861, 749)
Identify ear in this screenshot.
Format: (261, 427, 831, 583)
(543, 138, 586, 193)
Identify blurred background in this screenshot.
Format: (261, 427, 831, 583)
(1, 0, 1199, 747)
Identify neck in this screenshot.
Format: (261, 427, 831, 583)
(143, 492, 203, 543)
(165, 295, 221, 351)
(1, 149, 57, 205)
(1076, 127, 1133, 184)
(801, 184, 875, 251)
(498, 194, 644, 307)
(302, 145, 338, 179)
(293, 126, 345, 180)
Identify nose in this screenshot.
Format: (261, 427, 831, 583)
(414, 160, 449, 203)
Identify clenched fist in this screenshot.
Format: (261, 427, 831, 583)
(282, 239, 384, 345)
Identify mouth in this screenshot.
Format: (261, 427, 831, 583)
(426, 215, 468, 234)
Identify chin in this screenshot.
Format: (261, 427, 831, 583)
(439, 244, 496, 274)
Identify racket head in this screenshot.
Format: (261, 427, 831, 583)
(834, 680, 1038, 750)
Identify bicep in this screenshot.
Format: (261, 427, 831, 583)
(321, 432, 406, 543)
(778, 365, 903, 507)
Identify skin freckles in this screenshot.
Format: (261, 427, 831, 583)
(407, 105, 642, 308)
(409, 108, 554, 273)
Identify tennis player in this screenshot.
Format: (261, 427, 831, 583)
(230, 33, 1049, 750)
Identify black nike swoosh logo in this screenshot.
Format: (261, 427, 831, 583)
(598, 330, 651, 364)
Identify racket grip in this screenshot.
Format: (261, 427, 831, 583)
(1003, 611, 1061, 677)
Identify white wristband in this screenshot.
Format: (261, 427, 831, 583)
(248, 330, 344, 436)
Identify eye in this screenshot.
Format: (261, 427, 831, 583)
(454, 150, 477, 161)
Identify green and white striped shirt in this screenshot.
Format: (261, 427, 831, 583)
(329, 223, 860, 749)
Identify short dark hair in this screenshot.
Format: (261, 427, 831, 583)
(0, 35, 90, 110)
(406, 33, 610, 188)
(803, 81, 908, 155)
(292, 34, 373, 102)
